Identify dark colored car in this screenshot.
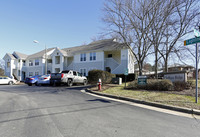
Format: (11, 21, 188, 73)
(25, 75, 41, 86)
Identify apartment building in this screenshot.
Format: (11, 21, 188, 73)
(3, 39, 135, 81)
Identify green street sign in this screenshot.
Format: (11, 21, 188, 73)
(184, 37, 200, 46)
(194, 28, 200, 37)
(124, 68, 128, 75)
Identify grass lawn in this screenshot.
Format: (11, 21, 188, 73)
(99, 83, 200, 110)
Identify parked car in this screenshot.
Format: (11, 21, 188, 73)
(50, 70, 87, 86)
(37, 74, 51, 86)
(0, 76, 16, 85)
(25, 75, 41, 86)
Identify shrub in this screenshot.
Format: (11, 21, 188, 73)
(173, 81, 188, 91)
(127, 79, 173, 91)
(88, 69, 115, 85)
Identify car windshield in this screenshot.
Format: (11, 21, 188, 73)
(62, 70, 69, 73)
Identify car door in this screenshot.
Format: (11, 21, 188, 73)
(0, 77, 8, 84)
(0, 77, 3, 84)
(4, 77, 9, 84)
(73, 71, 78, 83)
(77, 72, 84, 83)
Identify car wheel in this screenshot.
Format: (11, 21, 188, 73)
(67, 79, 73, 87)
(83, 80, 87, 86)
(28, 84, 32, 86)
(8, 81, 13, 85)
(35, 82, 38, 86)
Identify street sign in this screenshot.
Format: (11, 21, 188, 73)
(124, 68, 128, 75)
(194, 28, 200, 37)
(184, 37, 200, 46)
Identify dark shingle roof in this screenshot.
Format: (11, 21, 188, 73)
(62, 39, 127, 56)
(13, 51, 28, 59)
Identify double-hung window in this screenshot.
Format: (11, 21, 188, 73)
(80, 53, 86, 61)
(29, 72, 33, 77)
(29, 60, 33, 66)
(35, 59, 39, 66)
(80, 69, 86, 76)
(90, 52, 96, 61)
(35, 72, 39, 76)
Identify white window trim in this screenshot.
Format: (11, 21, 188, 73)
(90, 52, 96, 61)
(80, 68, 87, 76)
(80, 53, 86, 62)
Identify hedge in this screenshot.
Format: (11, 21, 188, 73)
(88, 69, 115, 85)
(127, 79, 173, 91)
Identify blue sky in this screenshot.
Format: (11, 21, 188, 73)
(0, 0, 105, 59)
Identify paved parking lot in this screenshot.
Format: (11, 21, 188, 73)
(0, 85, 199, 137)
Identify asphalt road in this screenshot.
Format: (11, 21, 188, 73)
(0, 84, 199, 137)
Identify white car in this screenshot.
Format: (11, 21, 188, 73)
(37, 74, 51, 86)
(0, 76, 16, 85)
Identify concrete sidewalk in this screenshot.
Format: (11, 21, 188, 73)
(86, 89, 200, 115)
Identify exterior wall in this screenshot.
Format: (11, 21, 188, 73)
(25, 58, 44, 77)
(51, 49, 64, 73)
(4, 46, 136, 79)
(73, 51, 104, 75)
(128, 49, 135, 73)
(104, 50, 121, 63)
(74, 62, 103, 76)
(4, 55, 15, 78)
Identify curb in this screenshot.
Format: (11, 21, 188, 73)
(85, 89, 200, 116)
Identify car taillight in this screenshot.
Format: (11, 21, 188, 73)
(61, 73, 64, 78)
(50, 74, 51, 78)
(30, 78, 34, 80)
(44, 77, 48, 79)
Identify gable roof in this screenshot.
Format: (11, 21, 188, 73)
(3, 53, 16, 60)
(56, 48, 68, 56)
(26, 48, 55, 59)
(13, 51, 28, 59)
(62, 39, 128, 56)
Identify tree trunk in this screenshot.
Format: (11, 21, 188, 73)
(164, 56, 168, 72)
(155, 45, 158, 79)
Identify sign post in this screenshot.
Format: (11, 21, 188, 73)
(124, 68, 128, 88)
(184, 30, 200, 103)
(195, 43, 198, 103)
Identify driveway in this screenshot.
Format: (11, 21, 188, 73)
(0, 85, 199, 137)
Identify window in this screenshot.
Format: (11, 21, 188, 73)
(29, 60, 33, 66)
(80, 53, 86, 61)
(35, 59, 39, 66)
(108, 54, 112, 58)
(80, 69, 86, 76)
(55, 56, 60, 64)
(55, 68, 60, 73)
(90, 52, 96, 61)
(7, 62, 10, 68)
(29, 72, 33, 77)
(35, 72, 39, 76)
(77, 72, 81, 76)
(23, 60, 26, 66)
(47, 59, 52, 63)
(73, 71, 77, 76)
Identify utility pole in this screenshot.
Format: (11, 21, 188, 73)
(45, 44, 47, 75)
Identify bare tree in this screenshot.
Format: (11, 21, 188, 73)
(158, 0, 200, 72)
(102, 0, 158, 75)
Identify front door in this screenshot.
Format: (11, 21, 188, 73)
(22, 72, 26, 81)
